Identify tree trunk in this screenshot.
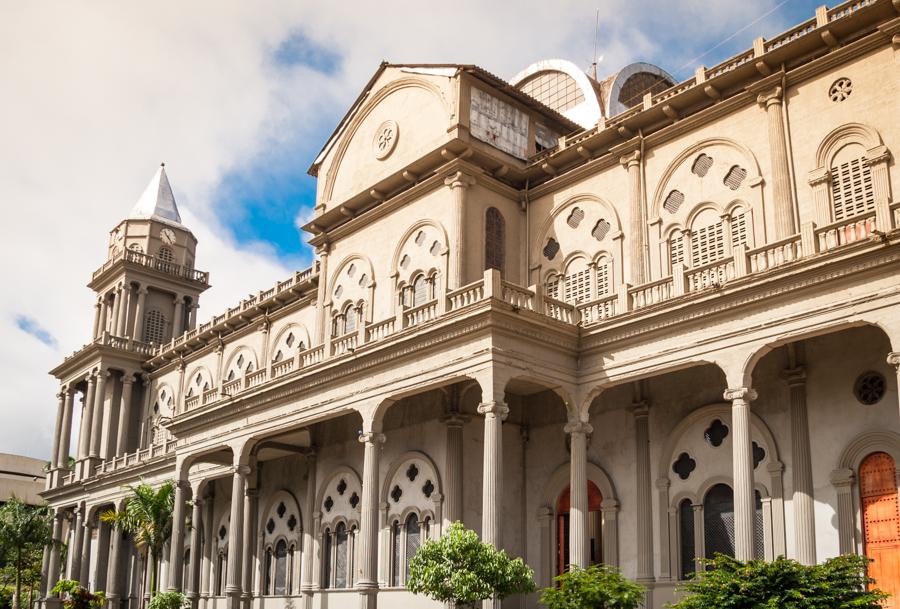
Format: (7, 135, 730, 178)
(14, 547, 22, 609)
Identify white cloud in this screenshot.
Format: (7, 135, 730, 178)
(0, 0, 791, 460)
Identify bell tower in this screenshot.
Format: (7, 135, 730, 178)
(48, 164, 210, 485)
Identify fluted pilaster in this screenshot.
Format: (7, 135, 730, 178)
(168, 480, 190, 590)
(57, 388, 75, 469)
(358, 432, 385, 609)
(300, 452, 317, 609)
(565, 420, 592, 569)
(69, 507, 85, 580)
(133, 288, 147, 340)
(757, 87, 796, 239)
(241, 487, 257, 608)
(443, 413, 468, 524)
(888, 352, 900, 420)
(620, 150, 645, 284)
(46, 511, 64, 596)
(725, 386, 758, 560)
(78, 377, 97, 462)
(115, 375, 135, 457)
(106, 526, 124, 607)
(479, 401, 508, 548)
(444, 172, 476, 289)
(89, 371, 109, 459)
(632, 403, 654, 581)
(187, 497, 204, 607)
(783, 365, 816, 565)
(225, 465, 249, 609)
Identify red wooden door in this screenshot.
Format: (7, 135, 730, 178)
(556, 482, 603, 576)
(860, 452, 900, 608)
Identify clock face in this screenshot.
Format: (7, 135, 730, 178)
(161, 228, 176, 245)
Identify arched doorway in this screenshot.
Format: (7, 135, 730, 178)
(859, 452, 900, 608)
(556, 481, 603, 575)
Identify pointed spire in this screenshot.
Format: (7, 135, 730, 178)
(129, 163, 182, 224)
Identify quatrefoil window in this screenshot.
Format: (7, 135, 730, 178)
(219, 525, 227, 540)
(566, 207, 585, 229)
(704, 419, 729, 447)
(324, 496, 334, 512)
(285, 333, 294, 348)
(276, 502, 286, 518)
(829, 77, 852, 102)
(543, 238, 560, 261)
(422, 480, 435, 498)
(672, 452, 697, 480)
(349, 492, 360, 509)
(373, 120, 399, 159)
(406, 464, 419, 482)
(390, 485, 403, 503)
(336, 479, 347, 495)
(287, 514, 297, 531)
(266, 519, 275, 534)
(752, 442, 766, 469)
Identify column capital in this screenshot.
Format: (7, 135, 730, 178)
(829, 467, 855, 488)
(441, 412, 471, 427)
(477, 401, 509, 420)
(245, 487, 259, 499)
(807, 166, 831, 187)
(655, 477, 671, 490)
(887, 352, 900, 370)
(756, 86, 783, 107)
(629, 401, 650, 418)
(121, 374, 135, 387)
(137, 286, 149, 295)
(358, 432, 385, 445)
(233, 464, 251, 476)
(619, 149, 641, 168)
(724, 387, 757, 402)
(781, 366, 806, 386)
(536, 506, 553, 522)
(443, 171, 476, 190)
(564, 420, 593, 436)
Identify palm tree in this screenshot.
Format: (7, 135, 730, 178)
(100, 480, 175, 598)
(0, 496, 53, 609)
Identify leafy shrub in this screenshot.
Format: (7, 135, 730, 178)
(669, 554, 887, 609)
(540, 564, 645, 609)
(0, 587, 12, 609)
(407, 522, 536, 607)
(148, 591, 187, 609)
(50, 580, 106, 609)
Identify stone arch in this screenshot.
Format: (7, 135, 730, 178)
(183, 364, 214, 398)
(391, 219, 449, 276)
(316, 466, 363, 530)
(268, 323, 310, 362)
(838, 430, 900, 471)
(814, 122, 883, 169)
(260, 489, 303, 546)
(381, 451, 443, 524)
(323, 77, 452, 203)
(532, 194, 623, 268)
(328, 254, 375, 312)
(221, 344, 259, 383)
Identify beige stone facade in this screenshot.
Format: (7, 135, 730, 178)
(40, 2, 900, 608)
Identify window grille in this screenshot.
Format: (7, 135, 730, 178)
(405, 514, 421, 583)
(518, 70, 585, 113)
(753, 491, 764, 560)
(564, 266, 591, 303)
(334, 523, 348, 588)
(724, 165, 747, 190)
(412, 275, 428, 307)
(730, 211, 749, 248)
(391, 521, 402, 586)
(485, 207, 506, 275)
(344, 305, 357, 333)
(664, 190, 685, 214)
(143, 309, 167, 344)
(831, 155, 874, 221)
(691, 222, 725, 267)
(322, 531, 332, 588)
(274, 540, 288, 595)
(591, 219, 610, 241)
(566, 207, 584, 228)
(669, 232, 685, 271)
(264, 549, 273, 595)
(596, 260, 610, 296)
(543, 238, 560, 260)
(703, 484, 735, 560)
(157, 246, 174, 262)
(679, 499, 695, 579)
(692, 154, 713, 177)
(545, 275, 560, 300)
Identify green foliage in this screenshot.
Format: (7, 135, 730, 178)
(50, 580, 106, 609)
(540, 564, 645, 609)
(0, 587, 12, 609)
(669, 554, 888, 609)
(147, 591, 187, 609)
(100, 479, 175, 596)
(0, 497, 53, 609)
(406, 522, 535, 606)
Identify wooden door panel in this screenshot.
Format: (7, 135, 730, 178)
(860, 452, 900, 609)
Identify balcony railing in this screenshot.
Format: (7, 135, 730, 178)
(61, 331, 155, 363)
(93, 249, 209, 284)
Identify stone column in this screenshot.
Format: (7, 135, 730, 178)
(200, 489, 215, 608)
(169, 480, 190, 591)
(93, 520, 111, 591)
(107, 526, 125, 609)
(619, 150, 646, 285)
(725, 387, 758, 560)
(78, 376, 97, 462)
(111, 287, 122, 336)
(442, 412, 468, 524)
(70, 507, 85, 580)
(118, 285, 132, 337)
(79, 520, 93, 586)
(225, 466, 249, 609)
(133, 288, 147, 341)
(444, 172, 476, 289)
(565, 420, 592, 569)
(50, 390, 66, 471)
(888, 353, 900, 421)
(358, 432, 385, 609)
(240, 487, 257, 609)
(830, 468, 856, 554)
(189, 304, 198, 331)
(783, 364, 816, 565)
(300, 452, 317, 609)
(115, 375, 135, 457)
(537, 507, 553, 588)
(173, 295, 185, 337)
(57, 388, 76, 469)
(89, 371, 109, 461)
(94, 298, 104, 338)
(632, 403, 654, 583)
(187, 496, 204, 609)
(47, 511, 65, 596)
(100, 375, 118, 461)
(757, 87, 796, 239)
(479, 401, 508, 550)
(314, 246, 330, 346)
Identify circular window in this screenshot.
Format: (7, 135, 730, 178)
(373, 120, 399, 160)
(854, 371, 886, 405)
(828, 78, 852, 102)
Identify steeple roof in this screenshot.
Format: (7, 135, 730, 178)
(129, 164, 182, 225)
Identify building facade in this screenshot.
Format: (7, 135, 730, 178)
(40, 1, 900, 608)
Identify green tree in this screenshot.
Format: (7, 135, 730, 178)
(100, 480, 175, 598)
(51, 580, 106, 609)
(406, 522, 535, 608)
(540, 564, 645, 609)
(668, 554, 888, 609)
(0, 497, 53, 609)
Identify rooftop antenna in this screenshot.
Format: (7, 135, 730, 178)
(590, 9, 603, 80)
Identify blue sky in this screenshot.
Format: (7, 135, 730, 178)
(214, 0, 824, 263)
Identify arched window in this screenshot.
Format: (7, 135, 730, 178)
(157, 246, 174, 262)
(274, 540, 288, 595)
(390, 520, 402, 587)
(669, 230, 685, 272)
(545, 273, 561, 300)
(264, 548, 273, 595)
(679, 498, 695, 579)
(322, 530, 332, 589)
(556, 482, 603, 575)
(215, 551, 227, 595)
(596, 257, 611, 297)
(730, 208, 750, 249)
(831, 143, 875, 221)
(691, 209, 726, 268)
(703, 484, 734, 560)
(143, 309, 167, 344)
(485, 207, 506, 276)
(405, 513, 421, 582)
(412, 274, 428, 307)
(563, 258, 591, 303)
(343, 304, 357, 334)
(182, 548, 190, 591)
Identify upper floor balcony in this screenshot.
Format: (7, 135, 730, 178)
(92, 247, 209, 286)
